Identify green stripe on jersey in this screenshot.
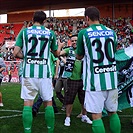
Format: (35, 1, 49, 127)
(30, 30, 36, 78)
(39, 31, 44, 78)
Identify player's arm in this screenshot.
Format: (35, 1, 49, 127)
(59, 56, 66, 64)
(52, 42, 64, 57)
(60, 46, 70, 56)
(76, 30, 85, 60)
(54, 59, 60, 79)
(13, 46, 24, 59)
(76, 54, 84, 60)
(60, 49, 66, 56)
(50, 31, 65, 57)
(13, 29, 24, 59)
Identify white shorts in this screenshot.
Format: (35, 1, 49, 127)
(21, 77, 53, 101)
(84, 89, 118, 113)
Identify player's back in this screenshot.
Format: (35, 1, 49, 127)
(22, 25, 53, 78)
(82, 24, 118, 91)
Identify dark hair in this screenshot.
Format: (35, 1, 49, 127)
(84, 6, 100, 21)
(69, 34, 78, 39)
(33, 11, 47, 25)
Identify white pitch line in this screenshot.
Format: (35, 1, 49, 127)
(0, 109, 22, 112)
(37, 112, 65, 115)
(0, 109, 133, 119)
(0, 110, 65, 119)
(0, 114, 22, 119)
(119, 115, 133, 118)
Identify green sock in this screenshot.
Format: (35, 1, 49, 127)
(110, 113, 121, 133)
(45, 106, 55, 133)
(22, 106, 33, 133)
(92, 119, 105, 133)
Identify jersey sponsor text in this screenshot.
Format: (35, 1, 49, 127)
(87, 30, 114, 38)
(94, 64, 116, 74)
(27, 29, 50, 36)
(27, 58, 47, 65)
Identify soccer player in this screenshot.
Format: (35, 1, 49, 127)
(13, 11, 64, 133)
(76, 6, 121, 133)
(32, 52, 59, 117)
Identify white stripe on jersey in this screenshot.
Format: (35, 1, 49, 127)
(89, 27, 101, 91)
(82, 35, 92, 91)
(114, 71, 118, 88)
(34, 27, 41, 77)
(83, 56, 89, 90)
(90, 37, 101, 91)
(96, 26, 108, 65)
(104, 73, 112, 89)
(94, 27, 108, 90)
(26, 33, 33, 77)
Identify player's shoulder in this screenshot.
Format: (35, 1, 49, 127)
(47, 29, 56, 36)
(102, 24, 114, 31)
(102, 25, 116, 35)
(78, 28, 88, 35)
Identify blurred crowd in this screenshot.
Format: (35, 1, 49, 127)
(0, 16, 133, 62)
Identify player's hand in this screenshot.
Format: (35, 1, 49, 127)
(58, 39, 65, 48)
(54, 74, 58, 79)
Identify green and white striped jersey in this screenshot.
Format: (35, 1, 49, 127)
(76, 24, 118, 91)
(15, 25, 58, 78)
